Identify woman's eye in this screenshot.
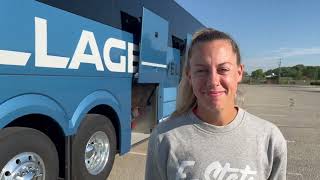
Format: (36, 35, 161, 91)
(219, 68, 230, 73)
(195, 69, 207, 73)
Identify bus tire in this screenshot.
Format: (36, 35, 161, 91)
(72, 114, 117, 180)
(0, 127, 59, 180)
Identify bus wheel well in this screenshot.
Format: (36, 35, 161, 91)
(88, 105, 120, 152)
(5, 114, 66, 178)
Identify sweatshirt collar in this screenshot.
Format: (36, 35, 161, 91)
(189, 107, 245, 133)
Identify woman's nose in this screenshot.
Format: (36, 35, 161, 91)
(207, 71, 220, 87)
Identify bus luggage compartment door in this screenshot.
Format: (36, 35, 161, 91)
(138, 7, 169, 83)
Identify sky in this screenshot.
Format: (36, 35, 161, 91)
(175, 0, 320, 73)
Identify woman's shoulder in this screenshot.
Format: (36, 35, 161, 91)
(150, 111, 194, 139)
(242, 109, 286, 144)
(243, 109, 278, 130)
(155, 112, 190, 134)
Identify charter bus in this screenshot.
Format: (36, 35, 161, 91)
(0, 0, 205, 179)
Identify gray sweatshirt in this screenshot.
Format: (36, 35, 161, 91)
(145, 108, 287, 180)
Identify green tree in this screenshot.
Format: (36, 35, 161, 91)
(264, 69, 273, 76)
(293, 64, 305, 71)
(263, 65, 320, 80)
(287, 68, 297, 78)
(295, 70, 303, 80)
(251, 69, 264, 79)
(305, 66, 319, 80)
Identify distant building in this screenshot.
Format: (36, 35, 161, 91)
(265, 73, 278, 84)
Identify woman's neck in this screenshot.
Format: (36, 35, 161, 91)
(194, 105, 238, 126)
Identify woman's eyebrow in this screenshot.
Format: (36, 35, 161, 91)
(218, 62, 232, 66)
(194, 64, 208, 67)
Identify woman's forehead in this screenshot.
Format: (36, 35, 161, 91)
(190, 40, 237, 65)
(193, 40, 233, 54)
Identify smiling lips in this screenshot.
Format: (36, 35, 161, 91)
(206, 90, 226, 97)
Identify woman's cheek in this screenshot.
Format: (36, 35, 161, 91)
(223, 76, 238, 93)
(192, 78, 206, 96)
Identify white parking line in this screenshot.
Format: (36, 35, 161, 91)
(257, 113, 288, 117)
(286, 140, 296, 143)
(129, 151, 147, 156)
(246, 104, 288, 107)
(287, 172, 303, 177)
(276, 124, 315, 129)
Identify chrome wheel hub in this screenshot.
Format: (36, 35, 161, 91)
(0, 152, 45, 180)
(85, 131, 110, 175)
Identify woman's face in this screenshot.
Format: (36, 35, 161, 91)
(188, 39, 244, 112)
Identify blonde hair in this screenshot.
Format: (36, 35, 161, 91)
(171, 28, 242, 118)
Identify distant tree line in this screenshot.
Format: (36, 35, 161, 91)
(250, 64, 320, 80)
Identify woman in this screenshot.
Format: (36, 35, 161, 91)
(145, 28, 287, 180)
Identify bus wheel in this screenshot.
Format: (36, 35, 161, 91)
(0, 127, 59, 180)
(72, 114, 117, 180)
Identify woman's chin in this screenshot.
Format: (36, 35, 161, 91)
(204, 102, 224, 112)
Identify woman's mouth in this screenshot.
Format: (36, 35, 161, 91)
(206, 90, 225, 97)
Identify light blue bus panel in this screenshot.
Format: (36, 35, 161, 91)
(165, 47, 181, 87)
(138, 7, 169, 83)
(158, 85, 177, 123)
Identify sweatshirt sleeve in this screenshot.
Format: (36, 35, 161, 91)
(145, 129, 166, 180)
(268, 126, 287, 180)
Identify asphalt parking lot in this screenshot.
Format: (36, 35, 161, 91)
(108, 85, 320, 180)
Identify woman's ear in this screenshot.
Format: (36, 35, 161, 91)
(237, 64, 244, 83)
